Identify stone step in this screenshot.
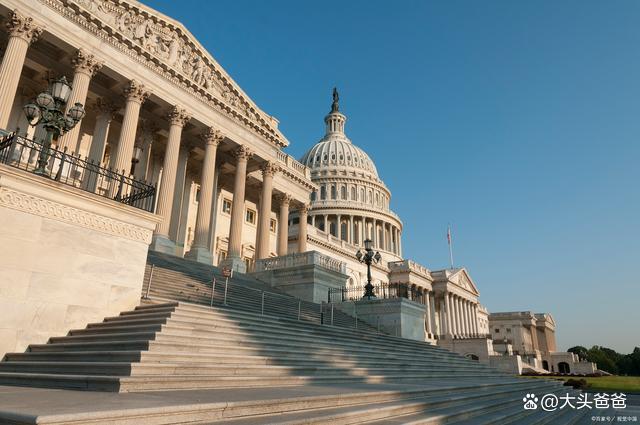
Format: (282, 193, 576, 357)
(213, 381, 565, 425)
(47, 325, 482, 368)
(29, 334, 492, 373)
(0, 361, 508, 378)
(5, 350, 481, 370)
(0, 370, 534, 393)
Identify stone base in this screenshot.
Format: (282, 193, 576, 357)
(184, 246, 213, 265)
(218, 256, 247, 274)
(0, 164, 159, 358)
(250, 252, 348, 304)
(148, 235, 176, 255)
(343, 298, 427, 341)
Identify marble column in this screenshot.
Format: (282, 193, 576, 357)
(277, 194, 291, 256)
(256, 161, 278, 259)
(186, 127, 223, 263)
(473, 304, 479, 336)
(349, 215, 354, 244)
(336, 214, 342, 240)
(444, 294, 453, 338)
(323, 214, 328, 233)
(84, 98, 117, 192)
(58, 49, 103, 151)
(134, 120, 157, 182)
(0, 10, 42, 129)
(112, 80, 150, 176)
(168, 146, 191, 242)
(425, 291, 433, 336)
(150, 105, 191, 253)
(221, 145, 253, 273)
(458, 297, 466, 337)
(467, 302, 474, 336)
(430, 292, 437, 337)
(464, 300, 471, 337)
(297, 204, 309, 253)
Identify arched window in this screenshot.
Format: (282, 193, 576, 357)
(375, 192, 379, 206)
(331, 185, 337, 200)
(360, 188, 365, 202)
(310, 191, 316, 201)
(341, 186, 347, 199)
(558, 362, 570, 374)
(320, 185, 326, 200)
(367, 190, 372, 204)
(542, 360, 549, 371)
(351, 187, 357, 200)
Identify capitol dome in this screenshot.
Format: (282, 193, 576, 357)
(300, 111, 379, 177)
(296, 89, 403, 259)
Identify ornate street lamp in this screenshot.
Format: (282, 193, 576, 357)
(355, 238, 382, 299)
(23, 76, 85, 176)
(130, 145, 143, 175)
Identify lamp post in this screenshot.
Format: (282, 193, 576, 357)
(355, 238, 381, 299)
(22, 76, 85, 176)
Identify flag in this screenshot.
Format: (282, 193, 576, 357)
(447, 224, 452, 245)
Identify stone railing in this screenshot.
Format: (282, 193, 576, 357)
(255, 251, 346, 274)
(388, 259, 431, 278)
(275, 149, 310, 179)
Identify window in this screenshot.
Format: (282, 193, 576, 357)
(341, 186, 347, 199)
(245, 209, 256, 224)
(331, 185, 337, 200)
(351, 187, 357, 200)
(310, 191, 316, 202)
(195, 188, 201, 203)
(320, 185, 326, 200)
(222, 198, 232, 214)
(494, 328, 500, 334)
(270, 219, 276, 233)
(506, 328, 511, 333)
(217, 251, 227, 265)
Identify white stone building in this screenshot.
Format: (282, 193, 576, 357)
(0, 0, 594, 375)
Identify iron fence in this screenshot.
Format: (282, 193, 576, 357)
(0, 133, 156, 212)
(328, 281, 425, 304)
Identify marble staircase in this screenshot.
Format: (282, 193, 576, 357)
(0, 253, 592, 423)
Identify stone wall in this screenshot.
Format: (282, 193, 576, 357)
(0, 165, 159, 357)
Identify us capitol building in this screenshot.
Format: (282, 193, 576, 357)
(0, 0, 595, 376)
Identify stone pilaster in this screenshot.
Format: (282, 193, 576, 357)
(255, 161, 278, 260)
(297, 203, 309, 253)
(276, 193, 291, 256)
(150, 105, 191, 253)
(57, 49, 103, 151)
(185, 127, 223, 263)
(0, 10, 42, 129)
(112, 80, 150, 177)
(221, 145, 253, 272)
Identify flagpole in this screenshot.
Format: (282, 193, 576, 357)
(447, 224, 454, 270)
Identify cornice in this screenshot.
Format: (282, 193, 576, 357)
(37, 0, 285, 147)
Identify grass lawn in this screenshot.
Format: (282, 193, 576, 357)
(524, 376, 640, 393)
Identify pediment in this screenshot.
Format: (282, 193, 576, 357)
(450, 268, 480, 296)
(57, 0, 285, 146)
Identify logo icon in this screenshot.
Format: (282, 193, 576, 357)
(523, 393, 539, 410)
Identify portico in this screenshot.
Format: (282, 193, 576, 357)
(0, 2, 315, 271)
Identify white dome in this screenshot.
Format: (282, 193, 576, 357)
(300, 134, 379, 177)
(299, 90, 379, 178)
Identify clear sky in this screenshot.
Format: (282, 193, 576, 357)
(143, 0, 639, 353)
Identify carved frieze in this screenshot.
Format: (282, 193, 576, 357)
(51, 0, 283, 146)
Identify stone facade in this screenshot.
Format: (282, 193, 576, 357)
(0, 0, 592, 374)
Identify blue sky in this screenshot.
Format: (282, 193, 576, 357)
(143, 0, 639, 353)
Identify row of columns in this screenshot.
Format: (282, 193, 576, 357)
(311, 213, 402, 254)
(0, 9, 307, 272)
(441, 293, 479, 339)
